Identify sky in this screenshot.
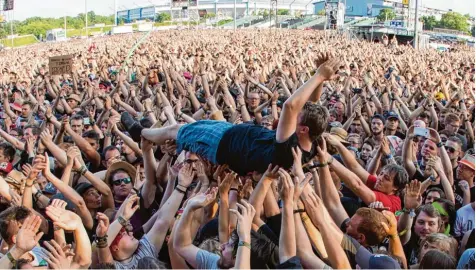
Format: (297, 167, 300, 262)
(6, 0, 476, 21)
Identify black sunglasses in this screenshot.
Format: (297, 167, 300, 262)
(112, 177, 132, 186)
(446, 147, 457, 153)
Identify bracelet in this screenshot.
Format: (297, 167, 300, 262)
(77, 165, 88, 176)
(117, 215, 128, 227)
(238, 241, 251, 249)
(95, 235, 108, 248)
(301, 215, 310, 223)
(6, 251, 16, 265)
(294, 209, 305, 214)
(436, 141, 444, 148)
(389, 234, 399, 239)
(178, 184, 189, 190)
(175, 186, 186, 194)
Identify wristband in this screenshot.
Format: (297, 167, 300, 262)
(95, 235, 108, 248)
(293, 209, 305, 214)
(178, 184, 189, 189)
(238, 241, 251, 249)
(117, 215, 128, 227)
(104, 131, 112, 137)
(77, 165, 88, 176)
(436, 141, 444, 148)
(175, 186, 186, 194)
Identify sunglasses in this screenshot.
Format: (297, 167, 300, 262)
(112, 177, 132, 186)
(446, 147, 457, 153)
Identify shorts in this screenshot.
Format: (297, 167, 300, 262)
(176, 120, 233, 164)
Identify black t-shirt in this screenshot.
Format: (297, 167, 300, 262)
(454, 180, 475, 210)
(216, 124, 316, 175)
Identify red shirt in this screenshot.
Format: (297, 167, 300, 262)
(366, 174, 402, 213)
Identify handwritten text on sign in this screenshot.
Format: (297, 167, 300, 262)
(49, 55, 73, 75)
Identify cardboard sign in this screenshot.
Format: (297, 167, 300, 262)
(49, 54, 73, 75)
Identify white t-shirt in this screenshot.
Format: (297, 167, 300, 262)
(454, 203, 475, 238)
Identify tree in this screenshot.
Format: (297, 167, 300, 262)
(277, 9, 289, 16)
(87, 11, 96, 24)
(420, 15, 438, 30)
(317, 9, 325, 16)
(155, 12, 171, 23)
(377, 8, 396, 22)
(439, 12, 470, 33)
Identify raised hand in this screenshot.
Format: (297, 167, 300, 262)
(229, 200, 256, 242)
(218, 171, 236, 196)
(368, 201, 390, 211)
(45, 199, 83, 231)
(278, 169, 294, 204)
(316, 58, 341, 81)
(380, 210, 397, 238)
(96, 212, 110, 238)
(187, 187, 218, 210)
(294, 173, 312, 204)
(380, 137, 391, 156)
(66, 146, 81, 164)
(15, 215, 44, 254)
(43, 240, 73, 269)
(40, 129, 53, 143)
(404, 180, 422, 210)
(121, 194, 140, 220)
(291, 147, 305, 179)
(178, 163, 195, 188)
(262, 164, 280, 180)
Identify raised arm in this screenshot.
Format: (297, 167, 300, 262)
(173, 189, 218, 268)
(63, 120, 101, 169)
(302, 190, 351, 269)
(316, 140, 349, 226)
(276, 59, 339, 142)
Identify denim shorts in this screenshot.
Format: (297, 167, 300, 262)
(177, 120, 233, 164)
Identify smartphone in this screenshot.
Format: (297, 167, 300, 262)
(83, 118, 90, 125)
(352, 88, 363, 94)
(414, 127, 429, 137)
(395, 76, 401, 82)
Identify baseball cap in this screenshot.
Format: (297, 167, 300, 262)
(10, 102, 22, 112)
(75, 182, 94, 196)
(372, 114, 386, 124)
(386, 111, 399, 120)
(356, 245, 401, 269)
(458, 153, 475, 171)
(0, 162, 13, 174)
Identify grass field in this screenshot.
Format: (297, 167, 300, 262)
(1, 35, 38, 47)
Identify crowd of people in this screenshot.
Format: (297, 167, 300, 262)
(0, 29, 473, 269)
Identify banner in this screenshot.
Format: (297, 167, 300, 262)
(49, 55, 73, 75)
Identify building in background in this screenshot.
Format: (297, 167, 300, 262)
(116, 0, 315, 24)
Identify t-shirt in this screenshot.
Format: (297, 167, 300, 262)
(216, 124, 315, 175)
(454, 203, 475, 238)
(195, 249, 220, 269)
(114, 235, 157, 269)
(454, 180, 475, 210)
(366, 174, 402, 213)
(340, 234, 360, 269)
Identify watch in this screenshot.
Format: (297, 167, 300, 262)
(402, 208, 416, 218)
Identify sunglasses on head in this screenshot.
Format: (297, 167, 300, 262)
(112, 177, 132, 186)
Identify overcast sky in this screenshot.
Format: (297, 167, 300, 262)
(7, 0, 476, 20)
